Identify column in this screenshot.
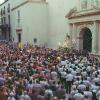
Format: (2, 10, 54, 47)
(98, 23, 100, 55)
(72, 23, 77, 49)
(96, 22, 99, 54)
(69, 23, 73, 38)
(72, 23, 77, 39)
(92, 21, 99, 54)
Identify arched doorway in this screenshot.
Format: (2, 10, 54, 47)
(79, 27, 92, 52)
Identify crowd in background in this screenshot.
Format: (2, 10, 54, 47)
(0, 41, 100, 100)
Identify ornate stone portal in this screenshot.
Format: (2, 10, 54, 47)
(66, 0, 100, 55)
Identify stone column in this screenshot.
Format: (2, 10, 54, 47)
(72, 23, 77, 49)
(92, 21, 99, 54)
(96, 22, 99, 54)
(72, 23, 77, 39)
(98, 23, 100, 55)
(69, 23, 73, 38)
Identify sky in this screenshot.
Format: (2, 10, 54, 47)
(0, 0, 4, 4)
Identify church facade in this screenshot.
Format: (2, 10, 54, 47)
(66, 0, 100, 55)
(0, 0, 100, 55)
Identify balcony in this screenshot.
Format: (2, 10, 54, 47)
(0, 24, 10, 29)
(7, 7, 10, 13)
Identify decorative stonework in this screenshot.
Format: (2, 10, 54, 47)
(66, 4, 100, 55)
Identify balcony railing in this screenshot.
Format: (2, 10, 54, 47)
(0, 24, 10, 29)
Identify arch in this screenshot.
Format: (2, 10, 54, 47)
(79, 27, 92, 52)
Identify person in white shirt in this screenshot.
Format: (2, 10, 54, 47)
(93, 75, 100, 86)
(91, 83, 99, 92)
(77, 82, 86, 92)
(61, 60, 66, 66)
(20, 91, 31, 100)
(60, 70, 66, 85)
(70, 85, 78, 97)
(7, 92, 16, 100)
(66, 72, 74, 93)
(81, 70, 87, 78)
(51, 70, 58, 81)
(76, 67, 81, 74)
(73, 90, 84, 100)
(84, 87, 92, 100)
(83, 78, 91, 87)
(71, 69, 77, 76)
(58, 67, 63, 73)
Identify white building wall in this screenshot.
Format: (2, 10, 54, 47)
(11, 2, 48, 46)
(46, 0, 79, 49)
(0, 0, 81, 48)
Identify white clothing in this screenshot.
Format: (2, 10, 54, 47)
(74, 93, 84, 100)
(84, 91, 92, 100)
(61, 71, 66, 78)
(51, 71, 57, 80)
(78, 84, 86, 91)
(21, 94, 31, 100)
(66, 74, 73, 81)
(7, 97, 16, 100)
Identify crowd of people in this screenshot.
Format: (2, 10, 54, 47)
(0, 41, 100, 100)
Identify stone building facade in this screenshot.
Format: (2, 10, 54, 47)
(66, 0, 100, 55)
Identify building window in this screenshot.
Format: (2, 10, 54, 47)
(17, 10, 21, 26)
(1, 18, 3, 24)
(4, 17, 6, 24)
(7, 4, 10, 12)
(3, 7, 5, 14)
(8, 15, 10, 25)
(81, 0, 87, 10)
(18, 10, 20, 19)
(1, 9, 2, 16)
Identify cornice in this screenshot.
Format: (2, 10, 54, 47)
(68, 10, 100, 19)
(28, 0, 48, 4)
(11, 1, 29, 11)
(11, 0, 47, 11)
(0, 0, 9, 6)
